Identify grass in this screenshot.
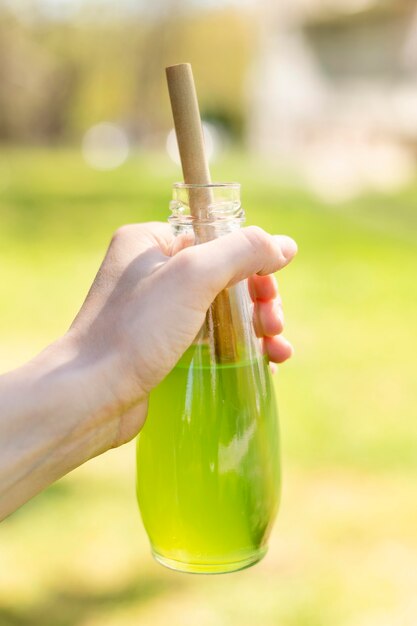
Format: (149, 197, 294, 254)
(0, 147, 416, 626)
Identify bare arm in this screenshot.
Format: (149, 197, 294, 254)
(0, 222, 297, 520)
(0, 338, 118, 518)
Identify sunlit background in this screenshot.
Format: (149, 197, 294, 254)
(1, 0, 417, 624)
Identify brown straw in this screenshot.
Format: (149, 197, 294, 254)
(166, 63, 237, 362)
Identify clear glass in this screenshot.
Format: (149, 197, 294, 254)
(136, 183, 281, 574)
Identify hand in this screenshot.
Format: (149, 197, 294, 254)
(0, 221, 297, 519)
(68, 222, 297, 448)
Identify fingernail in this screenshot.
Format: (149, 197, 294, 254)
(274, 300, 284, 324)
(285, 339, 295, 357)
(275, 235, 298, 261)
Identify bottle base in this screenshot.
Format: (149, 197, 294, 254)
(152, 547, 268, 575)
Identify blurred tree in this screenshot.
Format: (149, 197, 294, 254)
(0, 1, 253, 144)
(0, 11, 74, 142)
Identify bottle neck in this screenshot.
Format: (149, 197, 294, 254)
(169, 182, 245, 240)
(169, 217, 243, 240)
(168, 183, 263, 365)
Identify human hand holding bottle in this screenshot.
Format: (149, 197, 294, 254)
(0, 221, 296, 519)
(69, 221, 297, 445)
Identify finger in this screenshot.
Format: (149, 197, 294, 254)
(248, 274, 278, 302)
(253, 298, 284, 337)
(169, 230, 196, 256)
(175, 226, 297, 303)
(111, 222, 175, 260)
(73, 222, 174, 324)
(264, 335, 294, 363)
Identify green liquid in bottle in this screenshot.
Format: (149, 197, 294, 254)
(136, 344, 281, 574)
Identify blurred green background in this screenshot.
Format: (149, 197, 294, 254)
(1, 1, 417, 625)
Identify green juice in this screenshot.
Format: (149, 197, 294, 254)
(136, 344, 281, 574)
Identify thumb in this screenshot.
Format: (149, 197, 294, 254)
(172, 225, 297, 299)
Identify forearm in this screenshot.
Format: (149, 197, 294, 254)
(0, 337, 120, 520)
(0, 222, 295, 521)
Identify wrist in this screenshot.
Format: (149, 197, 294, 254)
(30, 334, 121, 455)
(54, 330, 149, 448)
(0, 335, 121, 518)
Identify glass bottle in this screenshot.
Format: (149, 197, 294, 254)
(136, 183, 281, 574)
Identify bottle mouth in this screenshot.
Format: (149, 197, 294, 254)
(170, 182, 244, 226)
(173, 182, 241, 190)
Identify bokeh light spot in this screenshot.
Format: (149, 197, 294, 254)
(82, 123, 129, 171)
(166, 122, 222, 166)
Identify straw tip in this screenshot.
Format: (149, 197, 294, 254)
(166, 63, 192, 74)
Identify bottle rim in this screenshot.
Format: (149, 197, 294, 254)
(170, 181, 244, 226)
(173, 182, 240, 190)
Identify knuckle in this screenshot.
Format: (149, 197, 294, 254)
(243, 226, 276, 263)
(244, 225, 269, 248)
(172, 246, 219, 304)
(112, 224, 133, 242)
(173, 246, 197, 278)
